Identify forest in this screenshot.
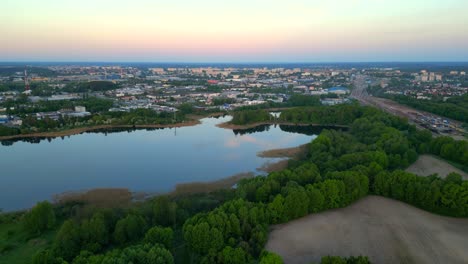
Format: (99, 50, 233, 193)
(0, 104, 467, 264)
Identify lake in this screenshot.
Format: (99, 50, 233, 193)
(0, 116, 317, 211)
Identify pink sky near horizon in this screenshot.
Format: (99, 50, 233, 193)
(2, 0, 468, 62)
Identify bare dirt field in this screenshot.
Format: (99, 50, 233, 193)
(266, 196, 468, 264)
(406, 155, 467, 179)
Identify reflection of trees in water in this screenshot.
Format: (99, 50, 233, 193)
(1, 137, 49, 146)
(233, 124, 271, 135)
(232, 124, 348, 136)
(0, 127, 172, 146)
(84, 127, 167, 136)
(279, 125, 347, 135)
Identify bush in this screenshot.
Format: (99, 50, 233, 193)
(23, 201, 56, 235)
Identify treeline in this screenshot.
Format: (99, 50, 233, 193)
(374, 171, 468, 217)
(427, 136, 468, 170)
(230, 109, 271, 125)
(0, 67, 56, 77)
(183, 162, 369, 263)
(23, 191, 235, 263)
(230, 100, 354, 126)
(230, 94, 322, 113)
(4, 97, 114, 115)
(62, 81, 119, 93)
(0, 108, 184, 137)
(279, 104, 365, 125)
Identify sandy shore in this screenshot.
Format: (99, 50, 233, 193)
(266, 195, 468, 264)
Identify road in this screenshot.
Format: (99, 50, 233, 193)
(350, 75, 466, 140)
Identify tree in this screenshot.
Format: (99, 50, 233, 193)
(153, 196, 177, 226)
(32, 250, 67, 264)
(80, 212, 109, 252)
(24, 201, 56, 235)
(113, 214, 147, 245)
(321, 256, 346, 264)
(306, 186, 324, 213)
(283, 187, 309, 220)
(219, 246, 248, 264)
(259, 251, 284, 264)
(267, 194, 285, 224)
(53, 220, 81, 261)
(144, 226, 174, 249)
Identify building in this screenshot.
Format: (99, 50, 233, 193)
(327, 87, 350, 95)
(321, 98, 349, 105)
(75, 106, 86, 112)
(0, 115, 9, 124)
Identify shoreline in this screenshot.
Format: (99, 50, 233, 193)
(0, 112, 228, 141)
(0, 121, 200, 141)
(50, 172, 256, 209)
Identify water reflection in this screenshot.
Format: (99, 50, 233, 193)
(0, 116, 316, 211)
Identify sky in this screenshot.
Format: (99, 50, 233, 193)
(1, 0, 468, 62)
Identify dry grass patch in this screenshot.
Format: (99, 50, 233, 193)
(170, 172, 254, 196)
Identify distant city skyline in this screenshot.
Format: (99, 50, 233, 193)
(2, 0, 468, 62)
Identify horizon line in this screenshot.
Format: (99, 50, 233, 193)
(2, 61, 468, 64)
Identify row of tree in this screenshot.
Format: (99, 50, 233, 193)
(230, 109, 272, 125)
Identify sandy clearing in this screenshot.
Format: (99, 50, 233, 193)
(266, 196, 468, 264)
(406, 155, 467, 180)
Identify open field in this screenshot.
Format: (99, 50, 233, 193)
(266, 196, 468, 264)
(406, 155, 468, 179)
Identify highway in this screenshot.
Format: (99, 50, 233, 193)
(350, 75, 466, 140)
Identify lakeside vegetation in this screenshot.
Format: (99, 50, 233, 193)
(1, 104, 467, 263)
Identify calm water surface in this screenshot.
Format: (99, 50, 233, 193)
(0, 116, 315, 211)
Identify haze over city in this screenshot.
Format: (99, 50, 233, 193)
(2, 0, 468, 62)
